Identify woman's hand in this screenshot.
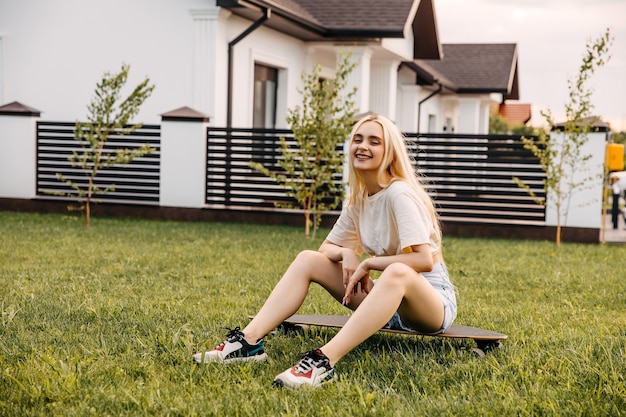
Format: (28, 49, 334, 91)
(339, 249, 361, 289)
(317, 241, 377, 305)
(342, 259, 372, 305)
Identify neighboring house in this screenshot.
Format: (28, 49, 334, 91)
(408, 43, 522, 134)
(490, 102, 532, 130)
(0, 0, 523, 134)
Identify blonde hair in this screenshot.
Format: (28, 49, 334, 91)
(346, 114, 441, 239)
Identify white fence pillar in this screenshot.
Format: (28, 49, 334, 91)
(159, 106, 209, 208)
(0, 102, 40, 199)
(545, 131, 607, 229)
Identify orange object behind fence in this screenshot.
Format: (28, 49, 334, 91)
(606, 143, 624, 172)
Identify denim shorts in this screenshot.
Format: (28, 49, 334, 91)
(383, 262, 457, 335)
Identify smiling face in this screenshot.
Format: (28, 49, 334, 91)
(350, 120, 386, 175)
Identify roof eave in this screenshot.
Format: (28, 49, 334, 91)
(219, 0, 438, 45)
(458, 88, 519, 100)
(505, 45, 520, 100)
(218, 0, 328, 40)
(326, 29, 405, 39)
(401, 61, 458, 91)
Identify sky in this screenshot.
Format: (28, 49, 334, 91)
(434, 0, 626, 131)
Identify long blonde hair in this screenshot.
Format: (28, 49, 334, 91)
(346, 114, 441, 239)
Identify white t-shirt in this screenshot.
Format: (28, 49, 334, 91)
(326, 181, 440, 256)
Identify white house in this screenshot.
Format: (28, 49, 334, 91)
(0, 0, 613, 243)
(0, 0, 521, 134)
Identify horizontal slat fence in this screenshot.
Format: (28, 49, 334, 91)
(36, 121, 161, 205)
(207, 128, 546, 225)
(206, 127, 344, 211)
(407, 133, 546, 225)
(34, 123, 546, 226)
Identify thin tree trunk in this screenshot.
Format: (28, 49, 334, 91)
(556, 205, 561, 247)
(86, 177, 93, 227)
(304, 210, 311, 238)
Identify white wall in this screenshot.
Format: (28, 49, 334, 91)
(0, 34, 4, 104)
(0, 0, 209, 124)
(545, 131, 607, 229)
(0, 0, 491, 134)
(0, 113, 38, 198)
(224, 13, 307, 128)
(160, 118, 208, 208)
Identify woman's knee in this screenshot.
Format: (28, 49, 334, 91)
(292, 249, 343, 293)
(294, 249, 325, 264)
(292, 250, 336, 276)
(378, 262, 416, 286)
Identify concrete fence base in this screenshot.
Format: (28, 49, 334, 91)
(0, 197, 600, 243)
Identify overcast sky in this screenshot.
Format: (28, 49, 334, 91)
(435, 0, 626, 131)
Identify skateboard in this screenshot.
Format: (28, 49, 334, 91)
(271, 314, 507, 357)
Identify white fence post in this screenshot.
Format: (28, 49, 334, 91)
(0, 102, 41, 199)
(545, 131, 607, 229)
(159, 106, 210, 208)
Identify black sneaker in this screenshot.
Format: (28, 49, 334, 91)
(193, 327, 267, 363)
(273, 349, 335, 388)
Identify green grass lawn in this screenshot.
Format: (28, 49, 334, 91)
(1, 211, 624, 416)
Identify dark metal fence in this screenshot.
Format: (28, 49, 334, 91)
(207, 128, 546, 225)
(409, 133, 546, 225)
(34, 122, 546, 226)
(36, 121, 161, 205)
(206, 127, 344, 212)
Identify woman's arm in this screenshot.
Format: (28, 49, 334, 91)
(318, 240, 355, 262)
(364, 244, 434, 273)
(342, 244, 434, 305)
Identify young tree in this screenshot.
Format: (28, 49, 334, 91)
(514, 28, 612, 246)
(251, 53, 357, 237)
(55, 64, 155, 226)
(489, 113, 509, 134)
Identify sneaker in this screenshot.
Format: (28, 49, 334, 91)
(273, 349, 335, 388)
(193, 327, 267, 363)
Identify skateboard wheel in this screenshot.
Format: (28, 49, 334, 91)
(473, 340, 503, 357)
(277, 322, 308, 335)
(472, 347, 486, 358)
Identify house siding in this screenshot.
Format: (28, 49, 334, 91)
(0, 0, 506, 133)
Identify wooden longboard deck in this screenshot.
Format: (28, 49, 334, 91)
(281, 314, 507, 341)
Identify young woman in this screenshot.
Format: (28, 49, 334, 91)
(193, 114, 457, 388)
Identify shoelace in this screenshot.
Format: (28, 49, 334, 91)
(224, 326, 243, 342)
(214, 326, 243, 349)
(294, 351, 327, 374)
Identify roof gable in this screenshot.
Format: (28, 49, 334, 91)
(415, 43, 520, 99)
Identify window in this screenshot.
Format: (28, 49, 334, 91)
(428, 114, 437, 133)
(253, 64, 278, 129)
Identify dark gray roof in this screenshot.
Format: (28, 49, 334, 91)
(218, 0, 441, 59)
(286, 0, 414, 33)
(415, 44, 520, 99)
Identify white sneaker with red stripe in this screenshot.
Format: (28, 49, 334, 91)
(193, 327, 267, 363)
(273, 349, 335, 388)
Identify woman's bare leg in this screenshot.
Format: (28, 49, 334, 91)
(319, 262, 444, 366)
(241, 250, 369, 344)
